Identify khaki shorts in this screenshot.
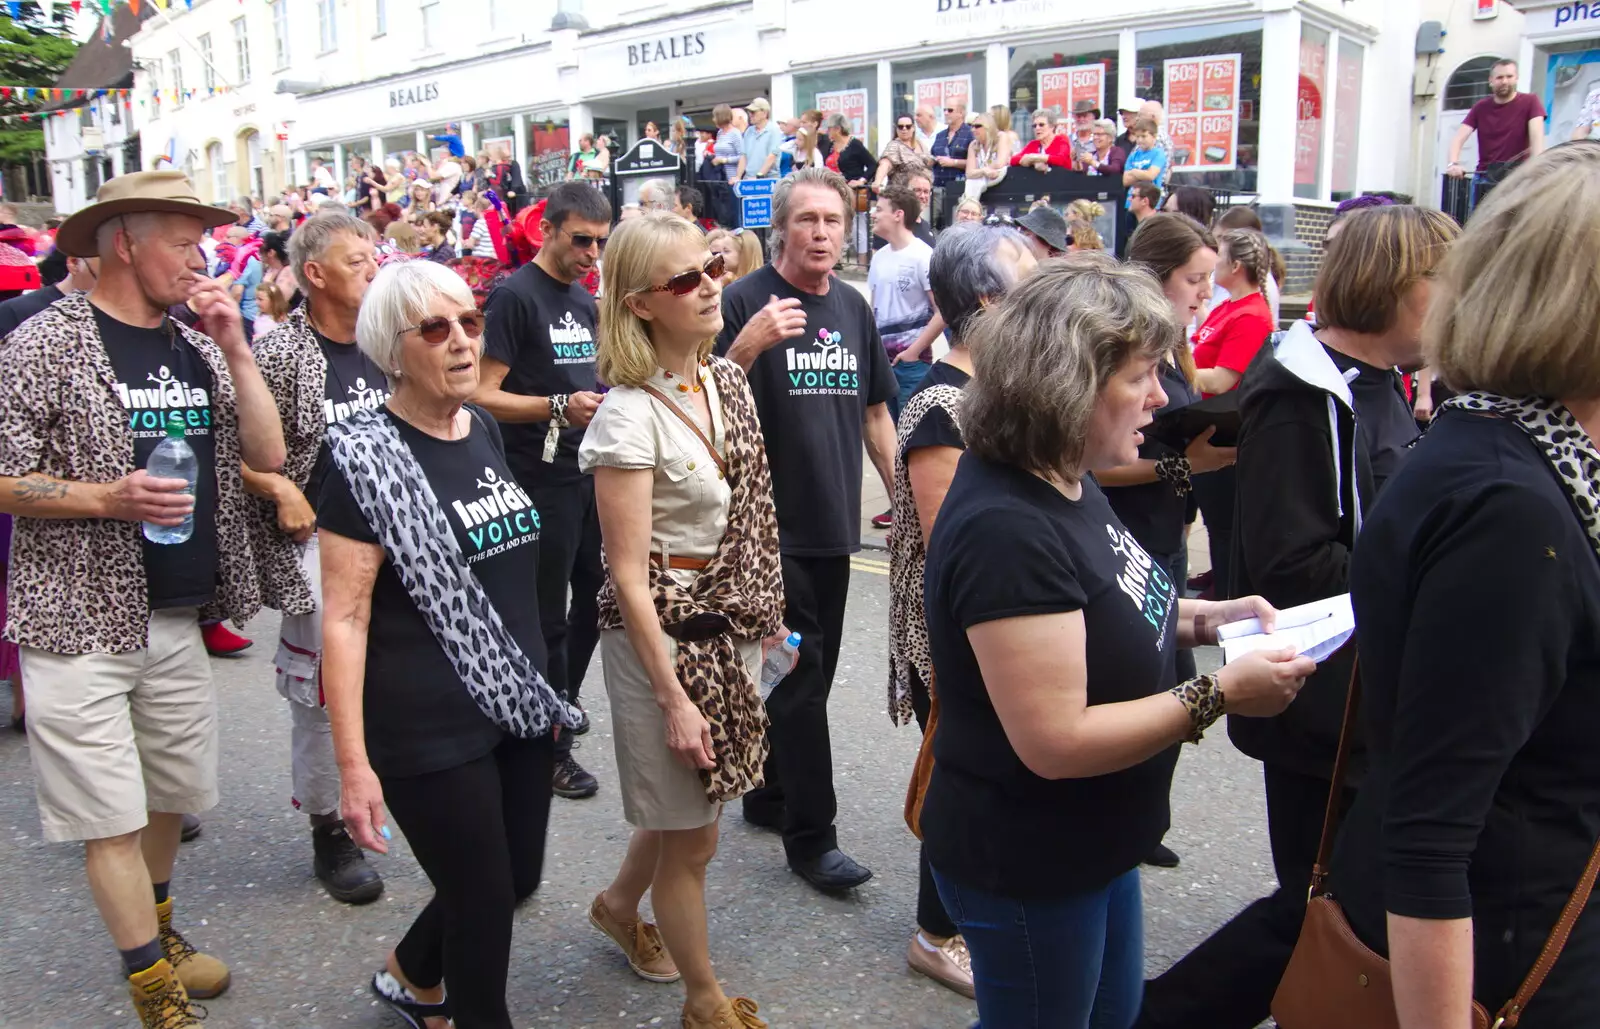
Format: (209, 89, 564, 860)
(23, 607, 219, 842)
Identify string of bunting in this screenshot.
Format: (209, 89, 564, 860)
(0, 2, 208, 20)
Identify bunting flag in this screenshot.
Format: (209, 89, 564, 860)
(4, 2, 21, 19)
(96, 0, 109, 15)
(128, 0, 137, 13)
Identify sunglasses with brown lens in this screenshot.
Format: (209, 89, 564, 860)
(632, 254, 726, 296)
(397, 312, 485, 345)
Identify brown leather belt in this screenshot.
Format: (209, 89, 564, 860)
(650, 553, 710, 571)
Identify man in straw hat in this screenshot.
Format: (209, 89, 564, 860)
(0, 170, 285, 1027)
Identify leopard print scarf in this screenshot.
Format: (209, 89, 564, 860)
(596, 357, 783, 803)
(326, 406, 582, 739)
(1441, 392, 1600, 561)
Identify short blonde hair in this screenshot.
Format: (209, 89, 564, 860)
(598, 212, 715, 389)
(963, 252, 1183, 483)
(1426, 141, 1600, 398)
(1315, 205, 1458, 335)
(356, 260, 478, 387)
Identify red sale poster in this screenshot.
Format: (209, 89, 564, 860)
(913, 75, 973, 116)
(816, 88, 869, 138)
(1167, 115, 1198, 169)
(1165, 52, 1240, 171)
(1296, 35, 1327, 189)
(1165, 58, 1200, 115)
(1201, 56, 1238, 113)
(1038, 63, 1105, 115)
(1198, 113, 1236, 168)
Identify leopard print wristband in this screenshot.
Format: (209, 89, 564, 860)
(1155, 453, 1192, 497)
(543, 394, 571, 464)
(1170, 673, 1225, 743)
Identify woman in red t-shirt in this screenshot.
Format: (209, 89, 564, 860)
(1192, 228, 1276, 396)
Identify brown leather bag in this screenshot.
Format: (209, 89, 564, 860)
(1271, 659, 1600, 1029)
(902, 683, 939, 839)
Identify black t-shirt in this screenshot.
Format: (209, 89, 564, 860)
(97, 305, 219, 610)
(715, 264, 896, 556)
(482, 262, 599, 490)
(305, 330, 389, 511)
(1325, 346, 1417, 494)
(903, 360, 969, 453)
(921, 453, 1181, 899)
(0, 282, 63, 339)
(317, 408, 547, 778)
(1102, 361, 1202, 558)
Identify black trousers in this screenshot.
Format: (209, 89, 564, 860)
(910, 665, 958, 939)
(383, 733, 555, 1029)
(1190, 467, 1236, 600)
(528, 478, 604, 760)
(1134, 763, 1354, 1029)
(742, 553, 851, 861)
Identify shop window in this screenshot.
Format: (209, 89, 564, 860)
(1443, 56, 1502, 111)
(528, 114, 572, 191)
(892, 51, 986, 134)
(1295, 23, 1329, 200)
(474, 118, 516, 161)
(794, 67, 879, 153)
(1136, 19, 1264, 195)
(1008, 36, 1119, 139)
(1332, 39, 1363, 196)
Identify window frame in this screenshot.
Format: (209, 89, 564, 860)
(268, 0, 290, 71)
(232, 16, 252, 84)
(198, 32, 216, 92)
(168, 48, 184, 108)
(318, 0, 339, 55)
(374, 0, 388, 37)
(420, 0, 440, 51)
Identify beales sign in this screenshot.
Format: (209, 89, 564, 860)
(390, 80, 440, 109)
(582, 21, 756, 95)
(627, 32, 706, 66)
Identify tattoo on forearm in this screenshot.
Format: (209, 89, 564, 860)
(12, 475, 68, 503)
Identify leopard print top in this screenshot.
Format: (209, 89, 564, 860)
(247, 306, 327, 616)
(0, 291, 261, 654)
(596, 357, 784, 804)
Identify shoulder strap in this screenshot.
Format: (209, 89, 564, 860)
(639, 384, 727, 480)
(1309, 650, 1600, 1027)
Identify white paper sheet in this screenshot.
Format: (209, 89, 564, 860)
(1217, 594, 1354, 665)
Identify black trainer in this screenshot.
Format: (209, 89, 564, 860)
(313, 821, 385, 904)
(573, 708, 591, 735)
(553, 754, 599, 799)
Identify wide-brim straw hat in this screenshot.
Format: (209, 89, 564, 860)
(57, 170, 237, 257)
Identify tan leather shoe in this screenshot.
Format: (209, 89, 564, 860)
(589, 892, 680, 983)
(127, 958, 202, 1028)
(156, 898, 231, 999)
(681, 996, 768, 1029)
(907, 931, 975, 998)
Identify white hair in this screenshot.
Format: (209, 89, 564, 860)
(356, 260, 477, 388)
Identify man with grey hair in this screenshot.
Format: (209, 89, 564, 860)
(914, 104, 939, 153)
(0, 170, 284, 1024)
(636, 178, 675, 212)
(929, 99, 973, 197)
(246, 208, 385, 905)
(717, 166, 897, 894)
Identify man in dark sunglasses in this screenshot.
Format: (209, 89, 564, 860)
(474, 182, 612, 801)
(929, 99, 973, 195)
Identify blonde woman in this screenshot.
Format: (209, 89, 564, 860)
(582, 211, 782, 1029)
(704, 229, 740, 289)
(963, 115, 1009, 200)
(1067, 198, 1106, 250)
(791, 126, 824, 173)
(954, 197, 985, 223)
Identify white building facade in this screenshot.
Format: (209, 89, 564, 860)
(45, 96, 137, 215)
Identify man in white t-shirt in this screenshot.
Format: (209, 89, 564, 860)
(431, 155, 463, 205)
(867, 184, 939, 424)
(309, 158, 338, 193)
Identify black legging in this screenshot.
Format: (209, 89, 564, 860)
(382, 732, 556, 1029)
(910, 665, 958, 939)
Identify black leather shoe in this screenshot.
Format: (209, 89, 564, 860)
(313, 822, 385, 904)
(789, 848, 873, 892)
(1144, 843, 1181, 868)
(179, 813, 202, 842)
(573, 708, 591, 735)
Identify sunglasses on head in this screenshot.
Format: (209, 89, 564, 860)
(398, 312, 485, 345)
(634, 254, 726, 297)
(560, 227, 609, 251)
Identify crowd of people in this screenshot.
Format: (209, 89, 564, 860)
(0, 115, 1596, 1029)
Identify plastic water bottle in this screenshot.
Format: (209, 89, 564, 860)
(143, 413, 197, 545)
(760, 632, 803, 700)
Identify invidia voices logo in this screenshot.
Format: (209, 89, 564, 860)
(451, 466, 540, 562)
(549, 311, 597, 365)
(115, 364, 211, 438)
(785, 327, 860, 396)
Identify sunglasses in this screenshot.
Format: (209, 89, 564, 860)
(633, 254, 726, 297)
(560, 227, 609, 251)
(897, 123, 914, 130)
(944, 107, 958, 113)
(397, 312, 485, 345)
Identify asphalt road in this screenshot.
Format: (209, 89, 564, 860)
(0, 556, 1277, 1029)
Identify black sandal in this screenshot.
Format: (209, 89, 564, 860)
(370, 970, 450, 1028)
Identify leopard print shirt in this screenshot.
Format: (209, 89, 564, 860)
(0, 291, 262, 654)
(248, 306, 327, 616)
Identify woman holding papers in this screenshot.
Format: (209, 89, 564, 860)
(1328, 144, 1600, 1027)
(1135, 204, 1459, 1029)
(920, 253, 1314, 1029)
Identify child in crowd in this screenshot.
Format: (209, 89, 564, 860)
(1123, 116, 1169, 210)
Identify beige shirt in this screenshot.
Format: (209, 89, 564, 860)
(578, 366, 732, 564)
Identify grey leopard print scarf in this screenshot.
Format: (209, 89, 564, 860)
(326, 406, 582, 739)
(1441, 392, 1600, 561)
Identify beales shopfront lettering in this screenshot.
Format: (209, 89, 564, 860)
(627, 32, 706, 66)
(390, 81, 441, 109)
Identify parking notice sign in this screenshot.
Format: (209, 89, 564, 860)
(737, 179, 774, 229)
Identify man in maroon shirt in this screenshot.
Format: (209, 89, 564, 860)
(1446, 59, 1546, 178)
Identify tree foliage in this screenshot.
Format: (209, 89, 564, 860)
(0, 9, 80, 163)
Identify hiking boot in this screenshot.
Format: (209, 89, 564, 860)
(313, 821, 385, 905)
(907, 931, 974, 998)
(156, 898, 231, 999)
(682, 997, 768, 1029)
(589, 892, 679, 983)
(128, 958, 203, 1028)
(553, 754, 599, 799)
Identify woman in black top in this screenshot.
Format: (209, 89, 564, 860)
(921, 254, 1314, 1029)
(887, 224, 1037, 999)
(1328, 144, 1600, 1028)
(320, 261, 580, 1029)
(825, 113, 875, 186)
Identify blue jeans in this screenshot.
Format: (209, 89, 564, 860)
(933, 866, 1145, 1029)
(888, 358, 931, 423)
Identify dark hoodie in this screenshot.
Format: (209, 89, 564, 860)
(1228, 320, 1375, 781)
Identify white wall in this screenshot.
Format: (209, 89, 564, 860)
(44, 97, 134, 214)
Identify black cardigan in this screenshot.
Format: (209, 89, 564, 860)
(835, 138, 874, 183)
(1329, 411, 1600, 1025)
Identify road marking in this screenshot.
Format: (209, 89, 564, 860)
(851, 556, 889, 576)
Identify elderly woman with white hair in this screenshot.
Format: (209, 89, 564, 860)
(318, 260, 581, 1029)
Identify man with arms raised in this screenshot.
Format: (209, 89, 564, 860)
(245, 208, 386, 905)
(0, 171, 285, 1027)
(474, 181, 611, 800)
(718, 167, 898, 893)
